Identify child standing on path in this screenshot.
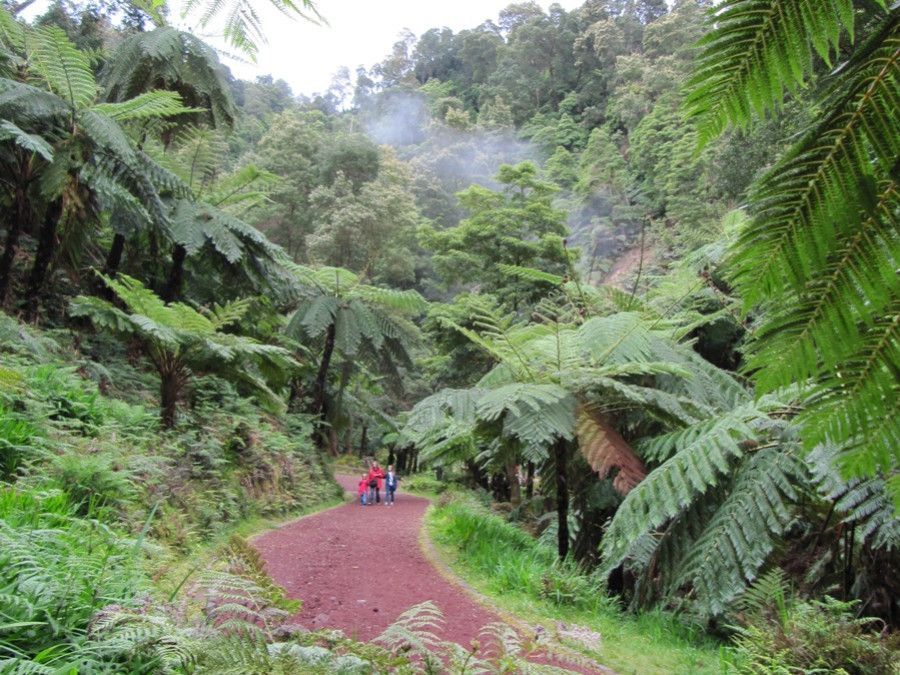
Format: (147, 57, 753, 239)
(358, 474, 368, 505)
(384, 465, 398, 505)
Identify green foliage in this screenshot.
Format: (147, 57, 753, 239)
(48, 452, 136, 518)
(0, 486, 148, 672)
(725, 573, 900, 674)
(685, 0, 856, 146)
(430, 493, 609, 614)
(0, 405, 38, 480)
(686, 0, 900, 501)
(600, 395, 805, 618)
(70, 273, 296, 426)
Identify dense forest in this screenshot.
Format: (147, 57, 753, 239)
(2, 0, 900, 672)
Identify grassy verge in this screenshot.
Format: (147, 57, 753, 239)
(424, 491, 726, 675)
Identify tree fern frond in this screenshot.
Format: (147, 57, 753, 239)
(801, 310, 900, 478)
(0, 9, 26, 54)
(473, 383, 575, 450)
(29, 25, 96, 109)
(92, 90, 199, 121)
(78, 110, 140, 167)
(575, 406, 647, 495)
(0, 78, 72, 121)
(402, 388, 481, 447)
(807, 443, 900, 550)
(299, 295, 341, 339)
(684, 0, 855, 144)
(0, 120, 53, 160)
(601, 400, 789, 577)
(674, 447, 803, 616)
(497, 263, 565, 285)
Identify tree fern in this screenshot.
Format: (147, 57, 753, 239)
(69, 273, 295, 426)
(686, 1, 900, 501)
(599, 394, 802, 617)
(684, 0, 858, 145)
(28, 25, 96, 110)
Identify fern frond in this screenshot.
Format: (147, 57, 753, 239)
(684, 0, 855, 144)
(575, 406, 647, 495)
(0, 8, 26, 54)
(372, 600, 445, 658)
(674, 447, 803, 616)
(807, 443, 900, 549)
(0, 120, 53, 160)
(92, 90, 199, 121)
(601, 399, 791, 578)
(28, 25, 96, 109)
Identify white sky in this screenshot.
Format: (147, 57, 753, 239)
(20, 0, 584, 98)
(207, 0, 584, 98)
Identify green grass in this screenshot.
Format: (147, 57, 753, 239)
(425, 492, 726, 675)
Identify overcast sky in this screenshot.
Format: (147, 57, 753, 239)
(207, 0, 584, 98)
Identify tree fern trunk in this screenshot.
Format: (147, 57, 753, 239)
(24, 197, 64, 321)
(554, 436, 570, 560)
(526, 461, 535, 500)
(100, 232, 126, 299)
(311, 321, 336, 441)
(104, 232, 126, 277)
(507, 459, 521, 507)
(157, 352, 182, 428)
(0, 199, 26, 306)
(359, 424, 368, 458)
(162, 244, 187, 303)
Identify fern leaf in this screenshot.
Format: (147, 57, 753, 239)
(29, 25, 96, 109)
(575, 406, 647, 495)
(91, 90, 199, 121)
(0, 120, 53, 160)
(684, 0, 855, 145)
(674, 447, 802, 616)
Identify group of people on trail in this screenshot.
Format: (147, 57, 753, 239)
(358, 461, 398, 506)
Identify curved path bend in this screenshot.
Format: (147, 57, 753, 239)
(253, 474, 611, 673)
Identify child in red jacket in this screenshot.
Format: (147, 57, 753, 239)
(358, 474, 368, 505)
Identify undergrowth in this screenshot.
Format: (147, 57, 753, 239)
(426, 490, 724, 675)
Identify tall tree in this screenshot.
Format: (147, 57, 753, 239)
(418, 161, 570, 310)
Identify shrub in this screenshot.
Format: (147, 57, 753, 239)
(0, 486, 149, 672)
(727, 571, 900, 674)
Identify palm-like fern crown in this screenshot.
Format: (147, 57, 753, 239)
(69, 273, 296, 409)
(284, 264, 427, 383)
(100, 27, 236, 131)
(686, 0, 900, 497)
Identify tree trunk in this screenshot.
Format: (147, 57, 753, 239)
(553, 436, 570, 560)
(311, 322, 336, 420)
(507, 459, 521, 507)
(99, 232, 127, 299)
(24, 197, 64, 321)
(359, 424, 368, 458)
(162, 244, 187, 303)
(0, 162, 38, 306)
(158, 353, 182, 428)
(526, 461, 535, 500)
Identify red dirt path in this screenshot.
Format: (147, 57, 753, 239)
(253, 474, 501, 645)
(253, 474, 612, 673)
